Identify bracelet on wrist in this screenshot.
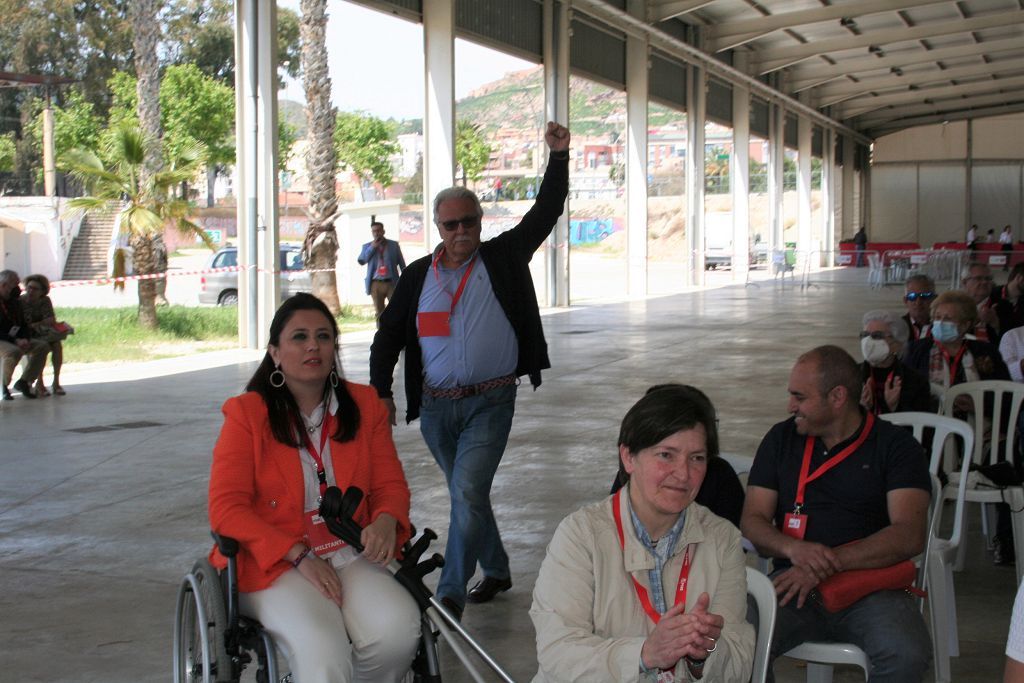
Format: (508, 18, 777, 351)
(291, 545, 311, 568)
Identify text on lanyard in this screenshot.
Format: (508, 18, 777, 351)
(300, 412, 335, 498)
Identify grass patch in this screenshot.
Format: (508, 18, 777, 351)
(57, 305, 379, 364)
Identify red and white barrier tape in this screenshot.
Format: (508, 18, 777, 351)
(50, 264, 338, 288)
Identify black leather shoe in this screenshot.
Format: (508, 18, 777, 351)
(439, 597, 463, 622)
(12, 379, 35, 399)
(466, 576, 512, 604)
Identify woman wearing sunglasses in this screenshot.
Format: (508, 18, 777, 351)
(859, 310, 931, 415)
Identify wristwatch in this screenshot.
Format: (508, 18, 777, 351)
(684, 655, 706, 679)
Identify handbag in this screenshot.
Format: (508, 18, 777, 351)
(814, 559, 918, 612)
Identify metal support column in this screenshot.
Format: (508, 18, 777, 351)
(731, 56, 750, 284)
(686, 64, 707, 286)
(423, 0, 456, 255)
(823, 128, 835, 266)
(842, 134, 855, 239)
(625, 0, 649, 297)
(543, 0, 570, 307)
(797, 111, 812, 267)
(234, 0, 279, 350)
(768, 103, 785, 257)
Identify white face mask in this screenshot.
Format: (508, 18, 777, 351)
(861, 336, 892, 366)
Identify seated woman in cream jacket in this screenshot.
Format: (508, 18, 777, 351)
(531, 384, 754, 682)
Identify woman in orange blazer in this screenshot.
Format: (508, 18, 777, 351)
(209, 293, 419, 683)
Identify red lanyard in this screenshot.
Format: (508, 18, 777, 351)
(938, 343, 967, 386)
(431, 249, 477, 319)
(299, 412, 334, 498)
(795, 413, 875, 511)
(867, 370, 895, 415)
(612, 492, 693, 625)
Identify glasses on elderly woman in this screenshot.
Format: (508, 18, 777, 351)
(859, 330, 892, 340)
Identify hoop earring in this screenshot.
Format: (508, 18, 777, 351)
(329, 369, 339, 388)
(270, 365, 286, 388)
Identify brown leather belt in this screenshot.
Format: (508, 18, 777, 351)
(423, 373, 518, 400)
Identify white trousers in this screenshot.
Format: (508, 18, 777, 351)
(240, 553, 420, 683)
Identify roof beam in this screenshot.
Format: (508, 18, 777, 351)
(567, 0, 873, 144)
(755, 9, 1024, 74)
(836, 74, 1024, 118)
(708, 0, 946, 52)
(865, 101, 1024, 137)
(787, 37, 1024, 92)
(856, 90, 1024, 127)
(814, 58, 1024, 107)
(649, 0, 716, 23)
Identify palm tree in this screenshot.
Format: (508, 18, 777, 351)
(62, 124, 212, 329)
(299, 0, 342, 314)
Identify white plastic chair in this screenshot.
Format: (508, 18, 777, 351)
(881, 411, 973, 683)
(940, 380, 1024, 572)
(783, 642, 869, 683)
(866, 252, 884, 288)
(746, 567, 777, 683)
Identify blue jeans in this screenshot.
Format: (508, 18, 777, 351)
(767, 578, 931, 683)
(419, 383, 516, 606)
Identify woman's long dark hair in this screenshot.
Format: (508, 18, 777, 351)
(246, 293, 360, 446)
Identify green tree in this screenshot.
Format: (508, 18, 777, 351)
(160, 63, 235, 205)
(26, 89, 102, 169)
(62, 124, 211, 329)
(333, 111, 400, 190)
(165, 1, 301, 85)
(299, 0, 342, 313)
(455, 119, 492, 186)
(0, 132, 15, 172)
(278, 120, 299, 172)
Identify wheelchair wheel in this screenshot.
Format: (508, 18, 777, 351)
(173, 559, 231, 683)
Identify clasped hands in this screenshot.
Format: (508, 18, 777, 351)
(774, 540, 843, 608)
(293, 513, 399, 607)
(640, 592, 723, 671)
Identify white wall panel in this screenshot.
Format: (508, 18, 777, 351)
(919, 165, 967, 245)
(972, 113, 1024, 160)
(872, 122, 967, 162)
(972, 164, 1023, 234)
(871, 165, 918, 242)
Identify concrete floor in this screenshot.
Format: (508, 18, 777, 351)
(0, 266, 1016, 682)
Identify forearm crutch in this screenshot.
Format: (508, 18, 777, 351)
(320, 486, 516, 683)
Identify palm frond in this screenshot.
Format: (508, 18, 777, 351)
(119, 205, 165, 237)
(103, 123, 149, 168)
(175, 217, 215, 249)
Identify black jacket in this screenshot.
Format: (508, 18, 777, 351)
(860, 358, 933, 414)
(369, 153, 569, 423)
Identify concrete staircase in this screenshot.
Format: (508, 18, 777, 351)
(62, 206, 120, 281)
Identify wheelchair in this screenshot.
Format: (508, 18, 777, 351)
(173, 486, 515, 683)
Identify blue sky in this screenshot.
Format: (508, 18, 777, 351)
(277, 1, 535, 120)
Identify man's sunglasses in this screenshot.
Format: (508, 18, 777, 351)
(439, 216, 480, 232)
(904, 291, 936, 302)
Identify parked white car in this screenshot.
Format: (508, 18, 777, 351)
(198, 245, 312, 305)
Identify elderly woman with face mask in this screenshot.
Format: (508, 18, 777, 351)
(859, 310, 932, 414)
(905, 290, 1010, 402)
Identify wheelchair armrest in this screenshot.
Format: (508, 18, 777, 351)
(211, 531, 240, 558)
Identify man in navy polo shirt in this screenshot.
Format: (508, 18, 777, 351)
(741, 345, 932, 682)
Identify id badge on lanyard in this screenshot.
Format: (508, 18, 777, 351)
(304, 510, 347, 557)
(785, 413, 875, 540)
(419, 250, 476, 337)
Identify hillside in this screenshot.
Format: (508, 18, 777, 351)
(400, 66, 687, 136)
